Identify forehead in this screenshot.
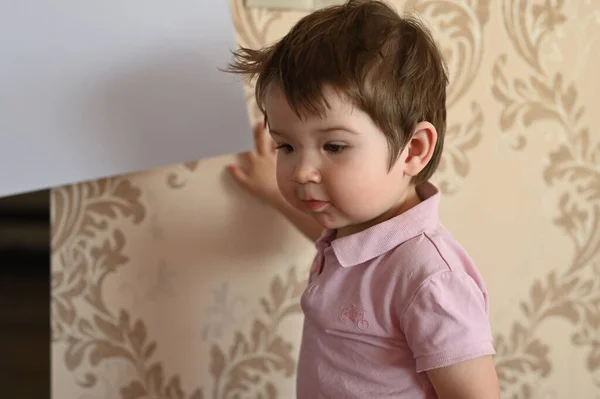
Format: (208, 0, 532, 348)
(264, 84, 360, 131)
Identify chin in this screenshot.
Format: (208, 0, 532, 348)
(312, 213, 348, 231)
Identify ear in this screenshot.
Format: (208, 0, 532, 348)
(402, 122, 438, 177)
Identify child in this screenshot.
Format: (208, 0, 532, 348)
(226, 0, 500, 397)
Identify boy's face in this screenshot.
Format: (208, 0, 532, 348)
(266, 84, 415, 238)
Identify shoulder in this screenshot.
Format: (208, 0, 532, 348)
(388, 225, 490, 318)
(394, 233, 495, 371)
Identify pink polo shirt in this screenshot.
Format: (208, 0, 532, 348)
(296, 182, 495, 398)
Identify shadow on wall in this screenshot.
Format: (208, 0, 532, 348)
(141, 162, 300, 268)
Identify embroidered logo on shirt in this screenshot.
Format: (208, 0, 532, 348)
(340, 304, 369, 331)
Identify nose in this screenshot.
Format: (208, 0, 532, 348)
(293, 158, 321, 184)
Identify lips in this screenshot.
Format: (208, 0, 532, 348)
(302, 199, 329, 211)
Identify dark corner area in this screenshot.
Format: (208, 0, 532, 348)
(0, 189, 50, 398)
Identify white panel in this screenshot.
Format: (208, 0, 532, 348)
(246, 0, 315, 11)
(0, 0, 251, 198)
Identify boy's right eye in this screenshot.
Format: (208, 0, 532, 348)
(275, 144, 293, 153)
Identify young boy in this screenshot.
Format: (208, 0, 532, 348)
(226, 0, 500, 397)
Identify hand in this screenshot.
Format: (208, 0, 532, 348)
(227, 122, 282, 206)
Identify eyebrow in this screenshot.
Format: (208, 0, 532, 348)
(268, 129, 289, 141)
(317, 126, 358, 135)
(269, 126, 358, 136)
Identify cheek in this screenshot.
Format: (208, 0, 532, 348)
(276, 160, 295, 198)
(325, 155, 400, 217)
(338, 176, 384, 204)
(327, 161, 384, 203)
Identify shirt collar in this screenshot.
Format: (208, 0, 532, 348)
(316, 182, 441, 268)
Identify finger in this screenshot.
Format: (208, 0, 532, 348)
(227, 164, 251, 189)
(254, 122, 272, 156)
(237, 151, 251, 164)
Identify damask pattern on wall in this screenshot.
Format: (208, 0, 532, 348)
(51, 1, 600, 398)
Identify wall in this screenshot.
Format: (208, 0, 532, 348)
(51, 0, 600, 398)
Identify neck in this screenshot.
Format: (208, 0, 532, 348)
(336, 185, 421, 239)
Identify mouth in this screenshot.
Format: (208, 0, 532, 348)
(301, 199, 329, 211)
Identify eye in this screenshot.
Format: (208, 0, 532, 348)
(324, 143, 347, 153)
(275, 143, 293, 153)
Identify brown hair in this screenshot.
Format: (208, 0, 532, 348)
(226, 0, 448, 183)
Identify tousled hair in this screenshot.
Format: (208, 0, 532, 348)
(226, 0, 448, 183)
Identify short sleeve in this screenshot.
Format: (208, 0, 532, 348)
(401, 271, 495, 372)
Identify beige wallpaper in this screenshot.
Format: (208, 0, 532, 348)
(51, 0, 600, 398)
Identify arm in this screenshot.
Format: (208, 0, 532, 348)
(401, 271, 499, 398)
(426, 356, 500, 399)
(227, 122, 323, 242)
